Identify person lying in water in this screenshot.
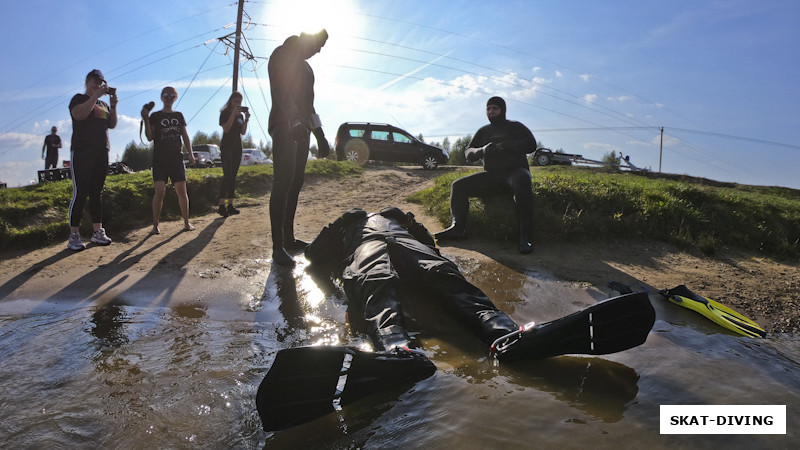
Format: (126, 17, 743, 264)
(304, 207, 655, 361)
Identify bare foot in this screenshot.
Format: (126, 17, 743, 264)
(151, 225, 161, 235)
(183, 223, 196, 232)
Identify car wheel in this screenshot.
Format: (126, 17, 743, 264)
(422, 154, 439, 170)
(535, 152, 551, 166)
(343, 139, 369, 163)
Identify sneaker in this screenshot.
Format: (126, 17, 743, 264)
(217, 205, 228, 217)
(90, 227, 112, 245)
(67, 232, 86, 251)
(227, 204, 240, 215)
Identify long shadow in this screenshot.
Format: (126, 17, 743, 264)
(119, 217, 226, 310)
(0, 248, 78, 299)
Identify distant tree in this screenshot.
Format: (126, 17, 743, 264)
(122, 140, 152, 171)
(602, 151, 622, 165)
(448, 134, 472, 166)
(417, 133, 425, 143)
(192, 131, 221, 146)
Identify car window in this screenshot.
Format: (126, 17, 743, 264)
(371, 130, 390, 141)
(392, 132, 413, 144)
(348, 129, 366, 138)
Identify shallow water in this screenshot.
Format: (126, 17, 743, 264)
(1, 256, 798, 448)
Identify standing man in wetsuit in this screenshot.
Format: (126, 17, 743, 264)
(268, 29, 331, 266)
(42, 126, 62, 169)
(434, 96, 537, 254)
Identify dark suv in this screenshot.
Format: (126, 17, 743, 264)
(334, 122, 448, 170)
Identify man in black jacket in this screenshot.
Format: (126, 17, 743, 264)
(435, 96, 537, 254)
(305, 207, 520, 353)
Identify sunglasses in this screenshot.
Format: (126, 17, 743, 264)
(162, 93, 177, 99)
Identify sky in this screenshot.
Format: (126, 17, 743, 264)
(1, 0, 798, 189)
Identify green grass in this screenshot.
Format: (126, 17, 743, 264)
(408, 165, 800, 260)
(0, 159, 362, 251)
(3, 162, 798, 261)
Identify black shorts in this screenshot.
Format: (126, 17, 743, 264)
(152, 157, 186, 183)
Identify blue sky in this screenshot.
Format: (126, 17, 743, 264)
(1, 0, 798, 189)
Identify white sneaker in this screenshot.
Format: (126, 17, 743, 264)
(68, 232, 86, 251)
(90, 227, 112, 245)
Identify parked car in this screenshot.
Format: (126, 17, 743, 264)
(184, 144, 222, 168)
(334, 122, 448, 170)
(241, 148, 272, 166)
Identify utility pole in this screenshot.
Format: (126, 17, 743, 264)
(232, 0, 245, 93)
(659, 126, 664, 173)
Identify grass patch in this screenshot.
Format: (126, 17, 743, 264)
(0, 159, 362, 251)
(408, 165, 800, 260)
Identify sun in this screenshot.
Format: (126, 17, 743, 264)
(260, 0, 364, 39)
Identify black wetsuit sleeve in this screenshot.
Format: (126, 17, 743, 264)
(496, 121, 536, 155)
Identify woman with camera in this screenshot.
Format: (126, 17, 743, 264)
(217, 91, 249, 217)
(141, 86, 196, 234)
(66, 69, 117, 251)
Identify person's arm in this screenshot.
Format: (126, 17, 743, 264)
(42, 138, 46, 159)
(221, 108, 239, 134)
(70, 93, 101, 122)
(142, 110, 154, 142)
(179, 114, 196, 165)
(107, 94, 118, 129)
(240, 111, 249, 136)
(495, 122, 536, 155)
(56, 137, 62, 149)
(268, 46, 306, 128)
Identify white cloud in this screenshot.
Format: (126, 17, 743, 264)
(555, 70, 563, 78)
(583, 94, 597, 103)
(580, 74, 591, 82)
(583, 142, 618, 152)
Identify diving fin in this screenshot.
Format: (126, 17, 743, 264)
(661, 285, 766, 338)
(491, 291, 656, 362)
(256, 345, 435, 431)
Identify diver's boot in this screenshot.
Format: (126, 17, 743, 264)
(518, 215, 533, 254)
(434, 219, 467, 241)
(374, 325, 414, 352)
(283, 226, 309, 252)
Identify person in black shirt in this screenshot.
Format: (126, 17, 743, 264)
(435, 96, 537, 254)
(67, 69, 117, 251)
(42, 126, 62, 169)
(268, 29, 331, 266)
(218, 91, 249, 217)
(141, 86, 196, 234)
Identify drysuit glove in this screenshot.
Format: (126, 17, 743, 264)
(465, 147, 484, 162)
(315, 129, 330, 158)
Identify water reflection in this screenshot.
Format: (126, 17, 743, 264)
(500, 356, 639, 423)
(89, 302, 130, 347)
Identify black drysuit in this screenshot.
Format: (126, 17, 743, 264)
(304, 207, 519, 351)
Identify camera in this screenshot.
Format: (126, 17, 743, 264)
(107, 86, 116, 96)
(144, 101, 156, 112)
(240, 106, 249, 113)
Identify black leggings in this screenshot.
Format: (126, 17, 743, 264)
(219, 146, 242, 199)
(269, 122, 310, 245)
(69, 150, 108, 227)
(450, 168, 533, 222)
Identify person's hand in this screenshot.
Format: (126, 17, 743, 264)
(140, 107, 150, 119)
(317, 137, 331, 158)
(465, 147, 484, 162)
